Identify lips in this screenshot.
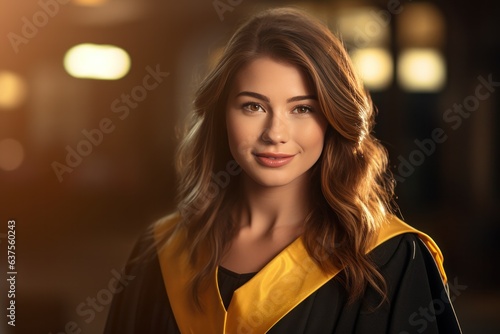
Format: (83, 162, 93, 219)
(254, 152, 295, 167)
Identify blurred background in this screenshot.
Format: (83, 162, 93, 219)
(0, 0, 498, 333)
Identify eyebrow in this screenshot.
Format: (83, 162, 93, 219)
(235, 91, 317, 103)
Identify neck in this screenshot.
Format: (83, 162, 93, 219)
(233, 173, 312, 239)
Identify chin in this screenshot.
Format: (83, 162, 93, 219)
(246, 170, 306, 188)
(256, 178, 292, 188)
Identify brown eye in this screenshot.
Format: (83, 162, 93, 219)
(249, 103, 260, 111)
(292, 105, 313, 114)
(243, 103, 264, 112)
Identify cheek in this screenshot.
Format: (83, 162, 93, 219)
(226, 117, 252, 158)
(226, 113, 258, 157)
(226, 113, 240, 151)
(297, 122, 327, 154)
(226, 131, 239, 162)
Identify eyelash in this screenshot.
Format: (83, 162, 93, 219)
(292, 105, 314, 114)
(242, 103, 264, 113)
(241, 103, 315, 114)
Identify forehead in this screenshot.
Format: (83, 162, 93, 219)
(231, 57, 314, 97)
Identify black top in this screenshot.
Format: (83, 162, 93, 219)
(103, 232, 461, 333)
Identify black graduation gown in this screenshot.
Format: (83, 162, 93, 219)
(103, 231, 461, 333)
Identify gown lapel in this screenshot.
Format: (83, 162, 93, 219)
(155, 214, 446, 334)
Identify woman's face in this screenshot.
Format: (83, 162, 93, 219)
(226, 56, 328, 188)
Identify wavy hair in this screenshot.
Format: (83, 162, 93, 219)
(159, 7, 396, 309)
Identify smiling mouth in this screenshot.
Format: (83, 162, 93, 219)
(253, 153, 295, 167)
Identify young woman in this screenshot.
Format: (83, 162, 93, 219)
(104, 7, 461, 333)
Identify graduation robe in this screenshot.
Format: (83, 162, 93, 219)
(104, 214, 461, 333)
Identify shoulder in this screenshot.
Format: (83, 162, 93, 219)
(370, 232, 426, 268)
(361, 232, 462, 333)
(368, 231, 442, 306)
(370, 215, 447, 283)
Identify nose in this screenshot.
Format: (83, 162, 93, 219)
(261, 113, 289, 144)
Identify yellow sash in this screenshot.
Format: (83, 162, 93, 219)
(154, 214, 447, 334)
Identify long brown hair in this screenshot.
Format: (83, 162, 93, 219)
(159, 7, 395, 309)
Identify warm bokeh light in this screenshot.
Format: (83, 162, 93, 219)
(397, 3, 445, 48)
(0, 138, 25, 171)
(398, 48, 446, 92)
(351, 48, 393, 90)
(72, 0, 108, 6)
(63, 44, 131, 80)
(0, 71, 28, 110)
(336, 7, 390, 47)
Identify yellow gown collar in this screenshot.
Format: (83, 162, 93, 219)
(154, 214, 446, 334)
